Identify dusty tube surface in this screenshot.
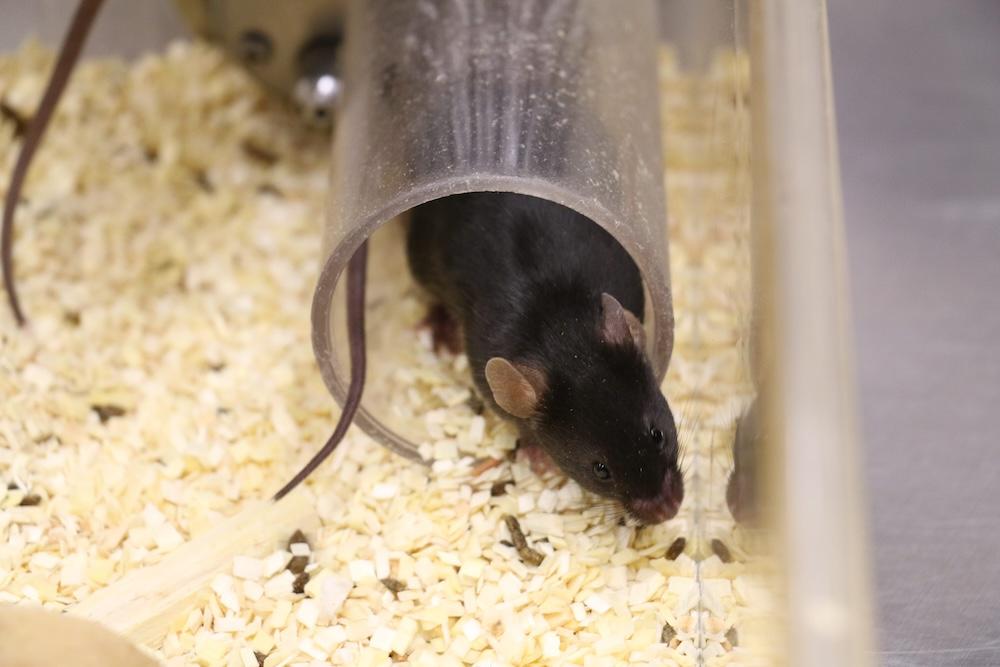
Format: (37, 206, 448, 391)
(313, 0, 672, 460)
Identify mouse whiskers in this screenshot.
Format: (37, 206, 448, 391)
(676, 409, 703, 482)
(679, 452, 692, 481)
(577, 499, 627, 525)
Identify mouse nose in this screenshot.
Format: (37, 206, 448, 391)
(627, 496, 680, 524)
(626, 468, 684, 525)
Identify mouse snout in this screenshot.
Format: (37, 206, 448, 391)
(626, 466, 684, 525)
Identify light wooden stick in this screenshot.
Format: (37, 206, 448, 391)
(71, 486, 319, 647)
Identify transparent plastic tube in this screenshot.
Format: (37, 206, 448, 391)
(312, 0, 672, 461)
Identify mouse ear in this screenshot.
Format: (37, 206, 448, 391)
(485, 357, 545, 419)
(600, 293, 645, 350)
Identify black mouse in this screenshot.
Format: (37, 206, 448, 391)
(406, 191, 683, 524)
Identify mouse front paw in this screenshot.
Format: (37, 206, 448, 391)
(419, 303, 462, 355)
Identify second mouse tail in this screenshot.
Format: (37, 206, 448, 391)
(2, 0, 105, 326)
(273, 240, 368, 501)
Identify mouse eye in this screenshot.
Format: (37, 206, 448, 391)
(650, 426, 664, 445)
(592, 462, 611, 481)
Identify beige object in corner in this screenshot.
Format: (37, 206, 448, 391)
(72, 488, 320, 647)
(0, 604, 160, 667)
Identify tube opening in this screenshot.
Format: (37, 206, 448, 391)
(313, 179, 674, 463)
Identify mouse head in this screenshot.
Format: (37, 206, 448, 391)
(485, 293, 684, 524)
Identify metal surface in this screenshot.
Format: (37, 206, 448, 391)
(0, 0, 184, 59)
(313, 0, 672, 461)
(292, 35, 343, 126)
(829, 1, 1000, 664)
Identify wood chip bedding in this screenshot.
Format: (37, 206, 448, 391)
(0, 40, 774, 666)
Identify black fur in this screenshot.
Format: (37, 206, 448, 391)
(407, 192, 682, 519)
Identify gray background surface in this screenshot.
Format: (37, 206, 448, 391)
(830, 1, 1000, 665)
(2, 1, 999, 664)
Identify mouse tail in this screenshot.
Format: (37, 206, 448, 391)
(273, 240, 369, 500)
(2, 0, 105, 326)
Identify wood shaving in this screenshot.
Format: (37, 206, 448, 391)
(0, 39, 778, 666)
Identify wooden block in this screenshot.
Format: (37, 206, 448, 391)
(71, 487, 319, 647)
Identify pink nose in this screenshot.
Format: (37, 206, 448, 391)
(627, 492, 681, 524)
(627, 470, 683, 525)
